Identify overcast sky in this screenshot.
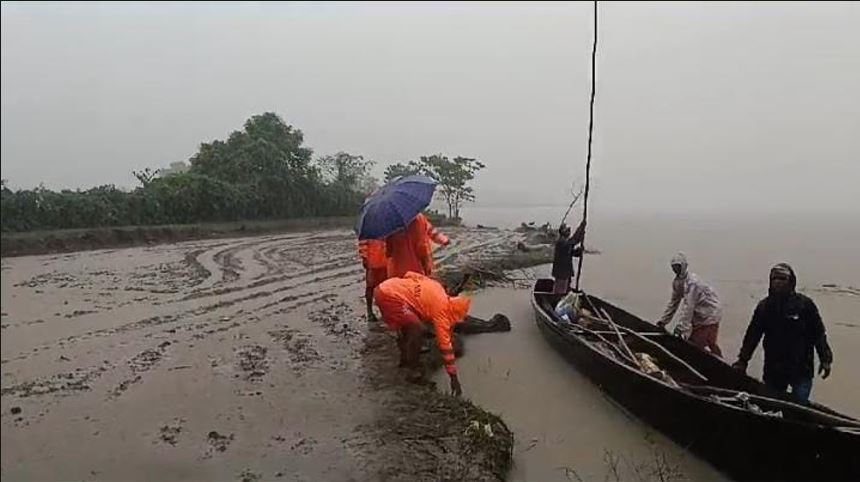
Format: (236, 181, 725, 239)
(2, 1, 858, 216)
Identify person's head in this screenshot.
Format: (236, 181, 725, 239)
(769, 263, 796, 297)
(558, 224, 571, 238)
(448, 296, 472, 324)
(670, 253, 688, 277)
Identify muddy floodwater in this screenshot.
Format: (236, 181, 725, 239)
(2, 214, 858, 481)
(441, 212, 860, 481)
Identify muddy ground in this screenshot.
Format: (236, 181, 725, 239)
(0, 217, 356, 258)
(1, 226, 540, 481)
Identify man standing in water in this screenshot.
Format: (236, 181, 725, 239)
(732, 263, 833, 403)
(657, 253, 723, 356)
(551, 221, 586, 294)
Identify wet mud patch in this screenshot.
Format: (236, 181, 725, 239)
(128, 348, 164, 373)
(178, 248, 213, 286)
(2, 363, 111, 398)
(212, 242, 254, 284)
(125, 260, 209, 294)
(108, 376, 143, 399)
(204, 430, 235, 457)
(290, 435, 318, 455)
(109, 345, 168, 398)
(14, 271, 79, 289)
(357, 321, 513, 481)
(358, 383, 513, 481)
(268, 328, 322, 372)
(2, 226, 537, 480)
(156, 418, 185, 446)
(238, 468, 261, 482)
(64, 309, 99, 319)
(236, 345, 269, 381)
(309, 302, 362, 339)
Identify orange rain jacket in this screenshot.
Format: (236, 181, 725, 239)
(385, 214, 450, 278)
(358, 239, 387, 269)
(374, 272, 471, 375)
(358, 239, 388, 288)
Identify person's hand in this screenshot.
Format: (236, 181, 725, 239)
(573, 221, 586, 241)
(819, 363, 832, 379)
(450, 374, 462, 397)
(672, 325, 687, 339)
(732, 359, 748, 373)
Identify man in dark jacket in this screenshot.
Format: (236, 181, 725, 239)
(551, 220, 585, 294)
(732, 263, 833, 402)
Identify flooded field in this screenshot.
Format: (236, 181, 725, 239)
(1, 227, 521, 481)
(2, 215, 858, 481)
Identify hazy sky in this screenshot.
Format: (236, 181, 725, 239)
(2, 1, 858, 216)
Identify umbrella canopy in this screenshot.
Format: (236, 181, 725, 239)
(355, 175, 438, 240)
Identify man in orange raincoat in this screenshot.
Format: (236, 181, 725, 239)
(385, 213, 450, 278)
(358, 239, 388, 321)
(373, 271, 471, 396)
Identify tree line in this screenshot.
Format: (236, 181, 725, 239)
(1, 113, 483, 232)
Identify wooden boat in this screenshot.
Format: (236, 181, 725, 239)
(531, 278, 860, 481)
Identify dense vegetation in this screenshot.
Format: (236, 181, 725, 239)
(1, 112, 483, 232)
(1, 113, 375, 232)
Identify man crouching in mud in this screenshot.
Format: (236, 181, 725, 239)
(373, 271, 472, 396)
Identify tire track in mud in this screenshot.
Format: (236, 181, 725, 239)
(3, 229, 516, 367)
(178, 253, 359, 302)
(6, 266, 363, 367)
(210, 240, 259, 285)
(2, 232, 513, 396)
(183, 248, 213, 287)
(1, 285, 350, 420)
(252, 247, 284, 280)
(107, 342, 171, 400)
(1, 233, 365, 392)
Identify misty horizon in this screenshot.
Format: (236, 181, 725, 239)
(3, 1, 859, 216)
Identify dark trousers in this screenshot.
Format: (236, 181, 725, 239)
(765, 374, 813, 403)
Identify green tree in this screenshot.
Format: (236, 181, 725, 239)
(190, 112, 314, 183)
(319, 152, 375, 191)
(188, 112, 319, 218)
(0, 113, 377, 232)
(414, 155, 485, 220)
(132, 168, 159, 187)
(383, 162, 421, 183)
(318, 152, 378, 210)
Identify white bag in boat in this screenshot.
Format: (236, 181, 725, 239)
(555, 292, 581, 321)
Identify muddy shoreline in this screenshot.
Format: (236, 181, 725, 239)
(1, 217, 355, 258)
(1, 226, 548, 481)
